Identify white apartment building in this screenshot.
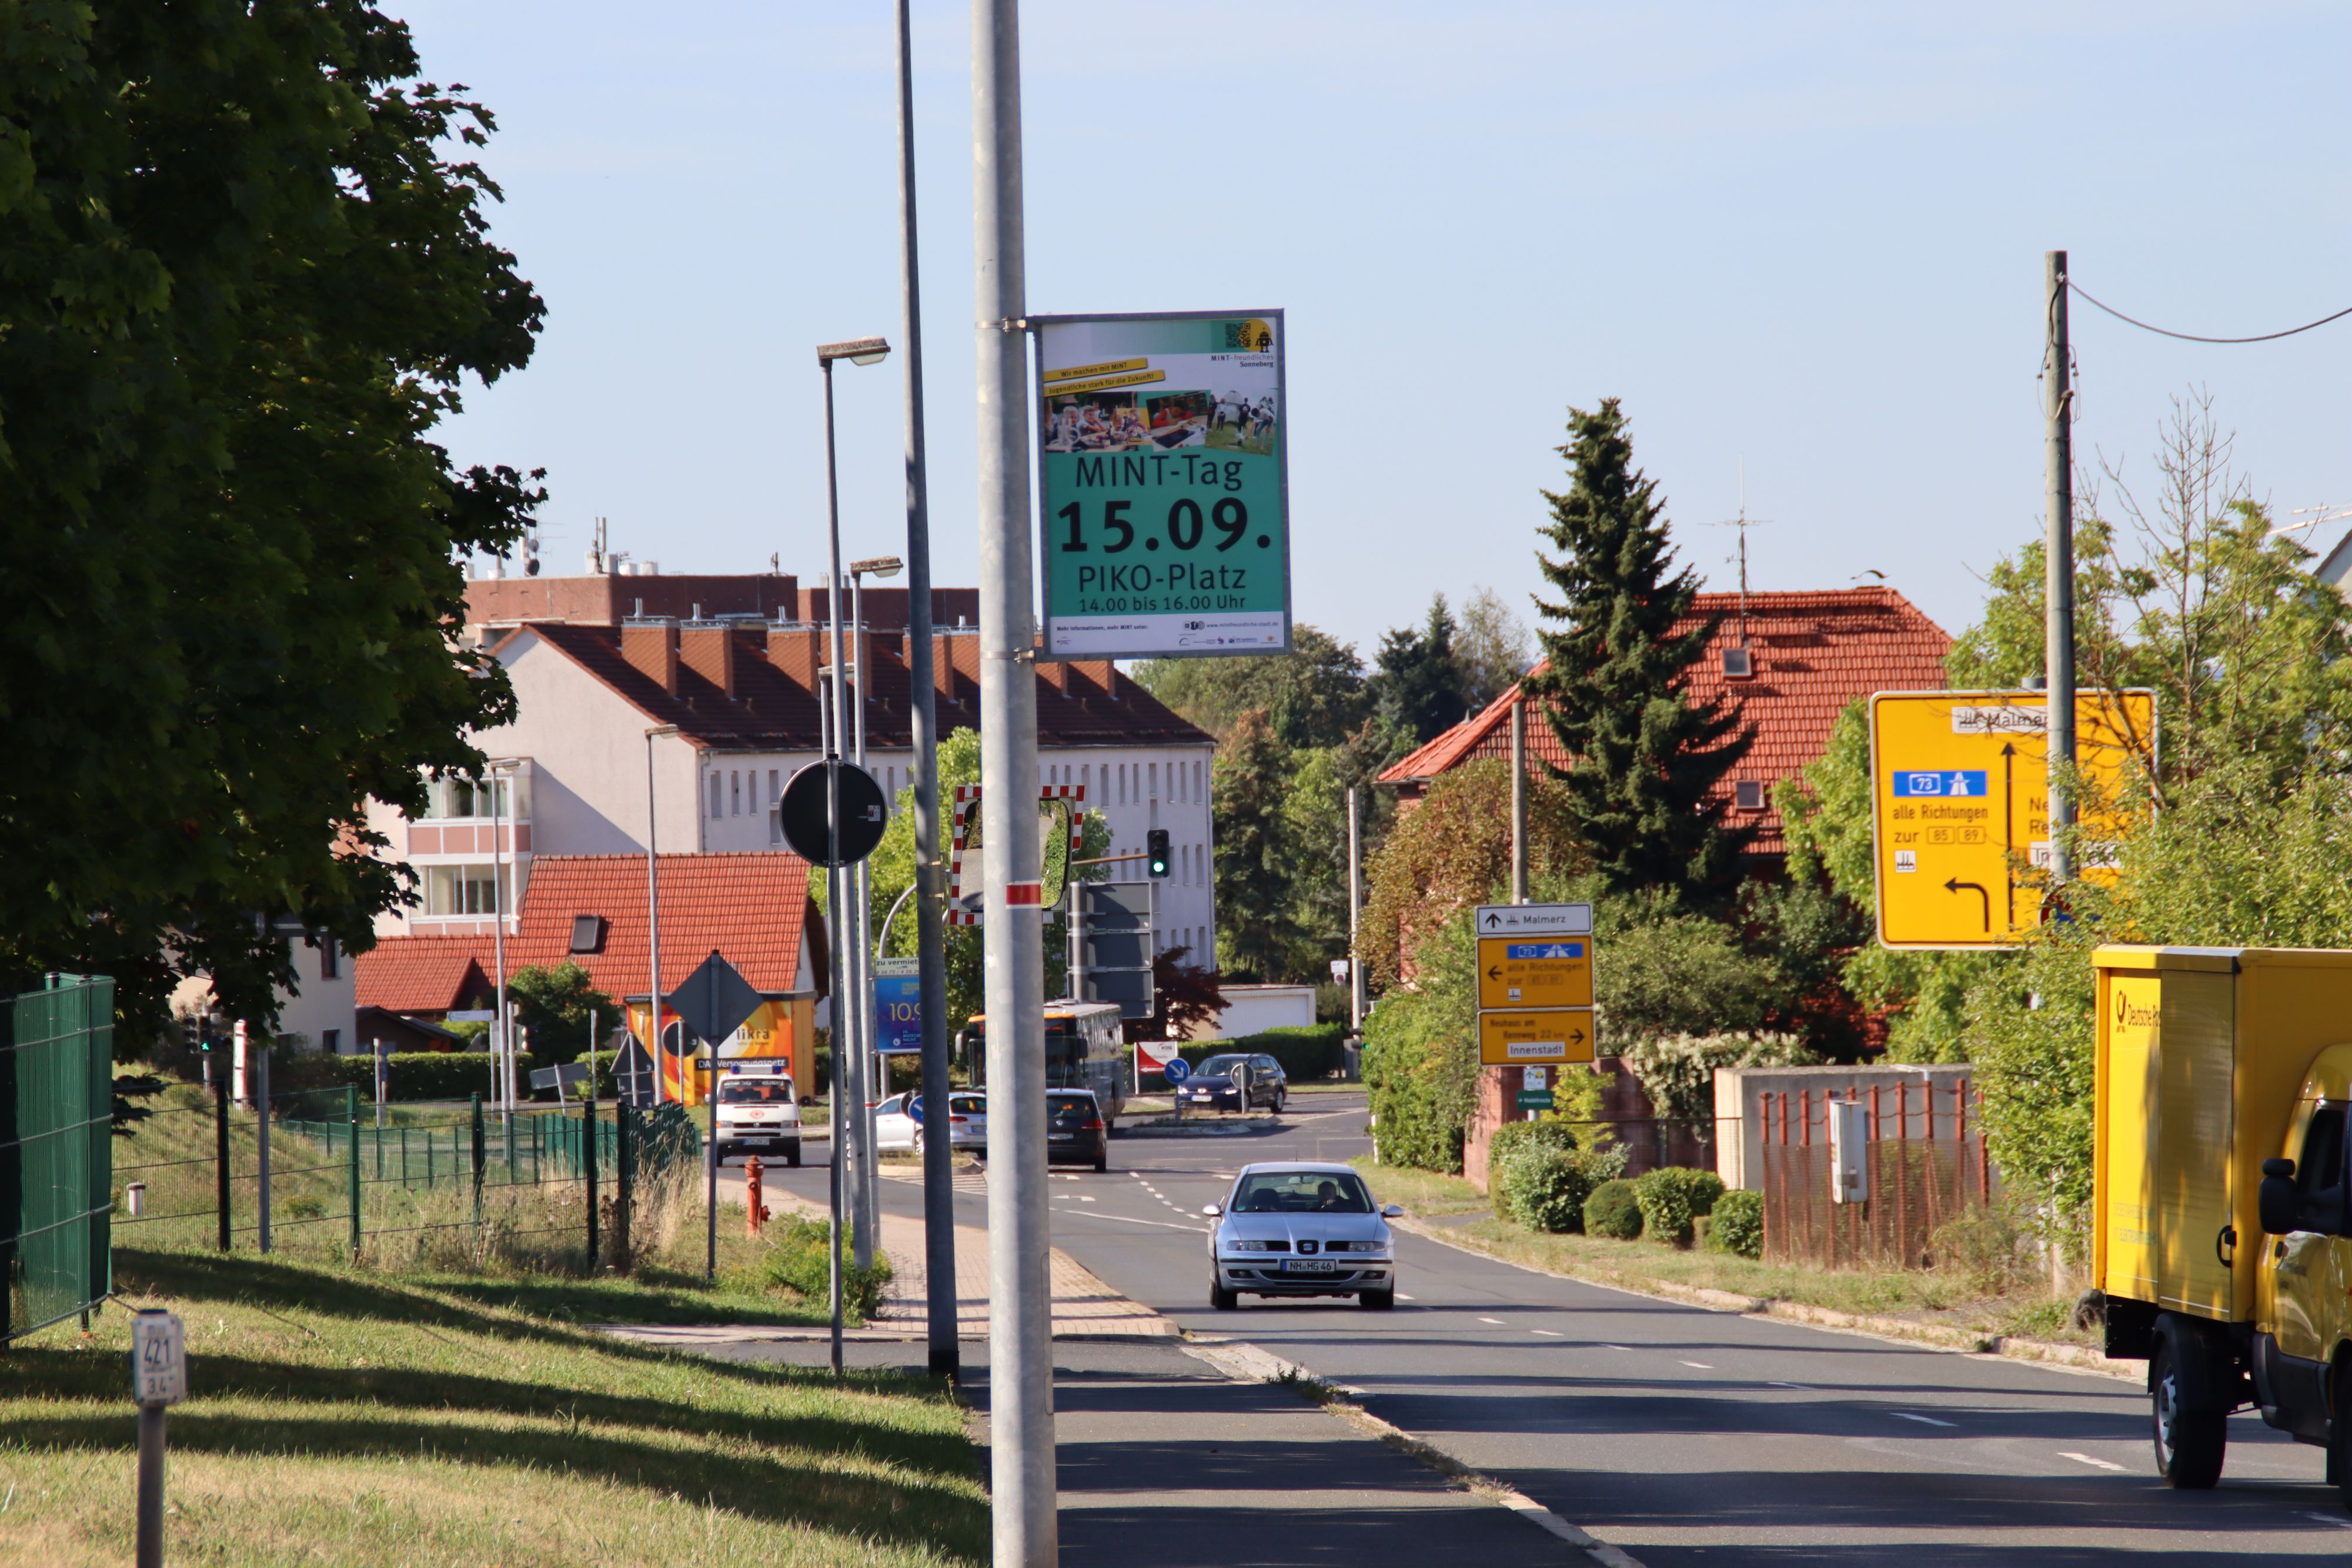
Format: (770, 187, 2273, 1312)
(366, 577, 1219, 974)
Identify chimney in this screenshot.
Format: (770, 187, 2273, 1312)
(680, 624, 739, 697)
(767, 623, 821, 691)
(1038, 656, 1071, 694)
(1073, 660, 1118, 700)
(621, 620, 679, 694)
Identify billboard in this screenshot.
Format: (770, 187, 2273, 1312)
(1034, 311, 1289, 660)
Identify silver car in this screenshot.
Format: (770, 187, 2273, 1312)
(1202, 1162, 1402, 1310)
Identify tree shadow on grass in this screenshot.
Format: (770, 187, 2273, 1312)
(103, 1248, 939, 1399)
(2, 1349, 973, 1482)
(0, 1407, 988, 1560)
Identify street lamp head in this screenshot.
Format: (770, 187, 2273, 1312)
(817, 336, 892, 367)
(850, 555, 905, 580)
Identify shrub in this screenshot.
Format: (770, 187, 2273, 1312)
(1708, 1188, 1764, 1259)
(1585, 1178, 1643, 1239)
(1499, 1143, 1629, 1233)
(763, 1215, 893, 1322)
(1632, 1166, 1727, 1247)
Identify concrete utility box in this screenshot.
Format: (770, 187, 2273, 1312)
(2094, 945, 2352, 1325)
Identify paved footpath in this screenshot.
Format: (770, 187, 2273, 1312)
(701, 1334, 1576, 1568)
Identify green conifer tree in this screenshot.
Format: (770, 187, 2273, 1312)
(1523, 400, 1755, 902)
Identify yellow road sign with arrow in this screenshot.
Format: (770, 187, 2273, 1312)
(1869, 689, 2154, 949)
(1472, 903, 1596, 1064)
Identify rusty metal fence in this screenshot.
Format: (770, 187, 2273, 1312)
(1760, 1081, 1997, 1271)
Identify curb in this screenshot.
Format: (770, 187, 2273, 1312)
(1180, 1333, 1646, 1568)
(1119, 1118, 1282, 1139)
(1391, 1215, 2140, 1382)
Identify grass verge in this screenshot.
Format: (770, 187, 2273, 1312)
(1354, 1157, 2092, 1346)
(0, 1247, 983, 1568)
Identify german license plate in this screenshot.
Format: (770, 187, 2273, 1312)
(1282, 1259, 1338, 1275)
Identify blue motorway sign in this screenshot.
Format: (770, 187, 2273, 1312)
(1890, 770, 1989, 799)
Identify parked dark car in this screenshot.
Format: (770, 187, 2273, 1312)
(1048, 1089, 1110, 1172)
(1178, 1052, 1287, 1114)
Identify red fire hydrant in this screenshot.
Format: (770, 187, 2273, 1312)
(746, 1156, 771, 1236)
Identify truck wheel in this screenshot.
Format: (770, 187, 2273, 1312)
(2151, 1332, 2227, 1488)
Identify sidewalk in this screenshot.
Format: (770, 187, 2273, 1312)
(762, 1169, 1173, 1338)
(999, 1338, 1567, 1567)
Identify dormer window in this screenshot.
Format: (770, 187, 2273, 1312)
(570, 914, 608, 955)
(1734, 780, 1766, 811)
(1721, 647, 1753, 679)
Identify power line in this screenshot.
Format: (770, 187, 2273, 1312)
(2068, 280, 2352, 345)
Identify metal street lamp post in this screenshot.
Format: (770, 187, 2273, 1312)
(847, 554, 903, 1271)
(816, 337, 890, 1368)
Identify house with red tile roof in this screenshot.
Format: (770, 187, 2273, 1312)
(363, 570, 1221, 975)
(1378, 587, 1953, 862)
(357, 852, 824, 1099)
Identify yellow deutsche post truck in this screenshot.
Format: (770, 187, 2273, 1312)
(2094, 944, 2352, 1502)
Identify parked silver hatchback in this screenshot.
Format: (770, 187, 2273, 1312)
(1202, 1162, 1402, 1310)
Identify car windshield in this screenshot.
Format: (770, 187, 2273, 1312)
(719, 1080, 793, 1104)
(1230, 1171, 1374, 1214)
(1048, 1094, 1095, 1121)
(1195, 1055, 1249, 1079)
(952, 1095, 985, 1114)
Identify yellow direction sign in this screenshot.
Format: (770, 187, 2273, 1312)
(1476, 937, 1593, 1010)
(1478, 1008, 1596, 1066)
(1870, 689, 2154, 949)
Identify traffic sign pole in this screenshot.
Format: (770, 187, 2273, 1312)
(975, 0, 1057, 1554)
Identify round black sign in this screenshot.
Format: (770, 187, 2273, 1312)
(776, 760, 889, 867)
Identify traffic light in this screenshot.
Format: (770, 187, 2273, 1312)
(1146, 828, 1171, 879)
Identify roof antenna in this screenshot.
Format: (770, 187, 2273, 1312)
(1712, 458, 1771, 650)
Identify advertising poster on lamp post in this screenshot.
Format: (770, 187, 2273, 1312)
(1034, 310, 1290, 660)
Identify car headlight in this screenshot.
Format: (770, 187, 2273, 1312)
(1328, 1241, 1387, 1253)
(1225, 1240, 1278, 1253)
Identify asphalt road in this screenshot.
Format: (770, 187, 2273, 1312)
(757, 1091, 2352, 1564)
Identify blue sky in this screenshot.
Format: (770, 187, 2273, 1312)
(399, 1, 2351, 661)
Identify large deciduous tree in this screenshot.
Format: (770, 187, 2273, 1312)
(0, 3, 544, 1042)
(1523, 400, 1753, 904)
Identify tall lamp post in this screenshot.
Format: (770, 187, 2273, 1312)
(817, 337, 890, 1293)
(847, 553, 903, 1269)
(484, 756, 523, 1140)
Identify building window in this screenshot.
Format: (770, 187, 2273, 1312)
(1733, 780, 1766, 810)
(418, 774, 528, 821)
(1149, 761, 1158, 801)
(426, 864, 507, 916)
(318, 938, 339, 980)
(1195, 759, 1204, 801)
(709, 773, 722, 820)
(731, 771, 741, 816)
(322, 1028, 341, 1055)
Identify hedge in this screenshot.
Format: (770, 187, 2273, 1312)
(1177, 1023, 1348, 1084)
(1495, 1143, 1627, 1233)
(1584, 1179, 1642, 1239)
(1632, 1166, 1727, 1247)
(1708, 1188, 1764, 1259)
(270, 1050, 552, 1104)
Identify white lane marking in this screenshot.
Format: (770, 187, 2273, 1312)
(1052, 1208, 1205, 1233)
(2302, 1513, 2352, 1529)
(1479, 1316, 1507, 1325)
(1679, 1361, 1714, 1370)
(2059, 1451, 2125, 1472)
(1770, 1382, 1818, 1391)
(1602, 1345, 1630, 1352)
(1078, 1196, 1097, 1203)
(1894, 1413, 1956, 1427)
(1531, 1329, 1562, 1337)
(1396, 1294, 1416, 1300)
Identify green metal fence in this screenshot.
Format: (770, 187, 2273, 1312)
(1, 974, 115, 1341)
